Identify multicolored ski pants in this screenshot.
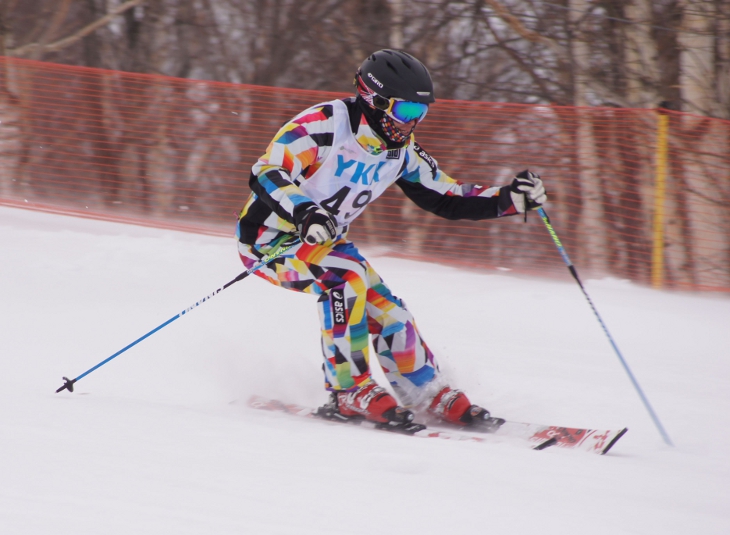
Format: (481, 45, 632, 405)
(238, 236, 441, 404)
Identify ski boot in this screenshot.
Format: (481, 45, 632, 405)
(428, 386, 505, 432)
(316, 382, 426, 434)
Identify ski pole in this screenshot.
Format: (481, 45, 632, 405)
(536, 207, 673, 447)
(55, 237, 300, 394)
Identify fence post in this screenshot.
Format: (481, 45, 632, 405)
(652, 104, 670, 289)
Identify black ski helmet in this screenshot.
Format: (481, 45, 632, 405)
(357, 50, 435, 104)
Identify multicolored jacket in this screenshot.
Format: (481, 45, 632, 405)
(238, 97, 519, 246)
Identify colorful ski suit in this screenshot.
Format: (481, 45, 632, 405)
(237, 98, 521, 405)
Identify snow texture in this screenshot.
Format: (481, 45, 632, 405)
(1, 205, 729, 534)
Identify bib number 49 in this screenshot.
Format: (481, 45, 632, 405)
(321, 186, 372, 219)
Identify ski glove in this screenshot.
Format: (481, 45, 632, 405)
(296, 206, 338, 245)
(510, 170, 547, 213)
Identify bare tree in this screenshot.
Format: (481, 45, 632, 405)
(1, 0, 728, 289)
(2, 0, 727, 118)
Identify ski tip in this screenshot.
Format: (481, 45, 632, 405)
(533, 437, 558, 451)
(601, 428, 628, 455)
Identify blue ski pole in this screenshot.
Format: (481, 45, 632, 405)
(536, 207, 673, 447)
(55, 238, 300, 394)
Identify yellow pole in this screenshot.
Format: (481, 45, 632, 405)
(652, 109, 669, 289)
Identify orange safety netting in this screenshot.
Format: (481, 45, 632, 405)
(1, 57, 729, 292)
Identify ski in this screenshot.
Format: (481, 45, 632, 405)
(247, 396, 626, 454)
(248, 396, 557, 450)
(444, 418, 629, 455)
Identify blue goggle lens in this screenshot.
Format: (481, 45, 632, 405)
(390, 100, 429, 123)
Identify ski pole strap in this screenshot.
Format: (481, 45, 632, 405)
(55, 237, 300, 394)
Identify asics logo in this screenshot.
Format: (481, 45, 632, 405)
(331, 290, 346, 325)
(417, 148, 435, 168)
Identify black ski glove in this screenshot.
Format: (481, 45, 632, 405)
(295, 205, 337, 245)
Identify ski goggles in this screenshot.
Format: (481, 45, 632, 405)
(371, 94, 429, 124)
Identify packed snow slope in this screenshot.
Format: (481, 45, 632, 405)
(1, 205, 729, 535)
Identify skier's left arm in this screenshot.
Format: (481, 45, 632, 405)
(395, 141, 546, 221)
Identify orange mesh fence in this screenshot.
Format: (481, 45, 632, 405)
(1, 57, 729, 292)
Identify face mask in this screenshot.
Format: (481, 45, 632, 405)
(379, 113, 412, 143)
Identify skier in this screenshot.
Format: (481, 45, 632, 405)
(237, 49, 546, 431)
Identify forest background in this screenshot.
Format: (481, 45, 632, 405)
(3, 0, 728, 116)
(1, 1, 729, 291)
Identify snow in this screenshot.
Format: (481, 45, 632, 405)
(1, 204, 729, 535)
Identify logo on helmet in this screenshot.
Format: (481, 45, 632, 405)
(367, 72, 384, 89)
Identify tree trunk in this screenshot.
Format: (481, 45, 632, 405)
(570, 0, 606, 275)
(678, 0, 714, 115)
(625, 0, 660, 108)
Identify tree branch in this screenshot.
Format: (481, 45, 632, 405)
(29, 0, 74, 60)
(483, 0, 632, 107)
(7, 0, 145, 58)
